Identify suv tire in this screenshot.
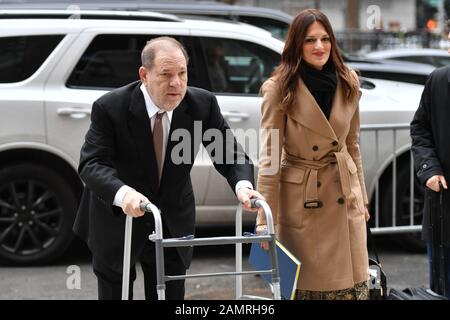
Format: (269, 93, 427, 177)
(0, 164, 76, 264)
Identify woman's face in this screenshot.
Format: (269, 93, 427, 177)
(302, 21, 331, 70)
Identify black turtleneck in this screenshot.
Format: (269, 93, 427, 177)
(299, 60, 337, 120)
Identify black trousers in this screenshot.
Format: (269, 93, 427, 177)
(93, 238, 186, 300)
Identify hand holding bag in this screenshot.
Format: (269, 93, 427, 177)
(368, 257, 387, 300)
(367, 224, 388, 300)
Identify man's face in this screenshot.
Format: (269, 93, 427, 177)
(140, 48, 188, 111)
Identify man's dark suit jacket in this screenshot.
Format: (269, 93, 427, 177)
(74, 80, 254, 273)
(411, 66, 450, 245)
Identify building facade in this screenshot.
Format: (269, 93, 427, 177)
(236, 0, 421, 32)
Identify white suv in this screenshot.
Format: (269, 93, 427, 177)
(0, 10, 424, 264)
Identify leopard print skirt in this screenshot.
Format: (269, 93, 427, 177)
(294, 281, 369, 300)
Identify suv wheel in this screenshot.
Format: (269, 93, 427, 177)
(0, 164, 77, 264)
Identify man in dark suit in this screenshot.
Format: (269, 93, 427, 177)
(74, 37, 263, 300)
(410, 32, 450, 298)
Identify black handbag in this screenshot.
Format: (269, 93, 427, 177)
(429, 184, 447, 296)
(387, 186, 448, 300)
(367, 224, 388, 300)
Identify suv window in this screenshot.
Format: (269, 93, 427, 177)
(66, 34, 206, 90)
(359, 71, 427, 85)
(433, 56, 450, 67)
(197, 14, 288, 40)
(392, 55, 450, 68)
(0, 35, 63, 83)
(236, 16, 288, 40)
(66, 34, 279, 95)
(200, 37, 279, 95)
(395, 56, 434, 65)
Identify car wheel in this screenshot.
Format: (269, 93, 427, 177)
(380, 161, 426, 252)
(0, 164, 77, 264)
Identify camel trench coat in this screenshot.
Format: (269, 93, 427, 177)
(256, 74, 369, 291)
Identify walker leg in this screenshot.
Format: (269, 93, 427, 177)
(155, 239, 167, 300)
(122, 215, 133, 300)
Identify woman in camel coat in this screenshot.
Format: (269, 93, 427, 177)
(256, 9, 370, 300)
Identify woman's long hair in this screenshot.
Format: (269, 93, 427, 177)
(273, 9, 359, 111)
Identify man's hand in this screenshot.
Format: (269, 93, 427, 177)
(121, 190, 149, 217)
(236, 188, 265, 212)
(425, 175, 448, 192)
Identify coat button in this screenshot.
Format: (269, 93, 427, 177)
(332, 141, 338, 146)
(422, 164, 427, 169)
(337, 197, 345, 204)
(312, 145, 319, 151)
(317, 181, 321, 187)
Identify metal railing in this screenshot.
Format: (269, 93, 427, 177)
(360, 123, 422, 235)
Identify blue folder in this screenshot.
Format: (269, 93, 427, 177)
(249, 240, 301, 300)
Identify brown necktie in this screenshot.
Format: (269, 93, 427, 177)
(153, 111, 165, 183)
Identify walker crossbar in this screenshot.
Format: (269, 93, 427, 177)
(121, 199, 281, 300)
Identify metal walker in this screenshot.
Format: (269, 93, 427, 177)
(121, 199, 281, 300)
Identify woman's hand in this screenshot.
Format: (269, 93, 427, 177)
(256, 223, 269, 250)
(364, 206, 370, 222)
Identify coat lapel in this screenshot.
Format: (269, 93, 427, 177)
(288, 78, 337, 140)
(288, 77, 358, 141)
(328, 80, 358, 140)
(128, 85, 159, 194)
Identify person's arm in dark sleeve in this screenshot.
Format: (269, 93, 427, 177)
(78, 101, 125, 208)
(202, 94, 254, 193)
(410, 75, 443, 186)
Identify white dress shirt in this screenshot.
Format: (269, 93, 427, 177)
(113, 84, 252, 207)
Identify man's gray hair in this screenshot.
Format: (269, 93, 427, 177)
(141, 36, 189, 69)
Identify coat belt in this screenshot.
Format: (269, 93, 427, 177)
(283, 151, 352, 209)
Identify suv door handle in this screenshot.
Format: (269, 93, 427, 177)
(221, 111, 249, 122)
(57, 107, 91, 119)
